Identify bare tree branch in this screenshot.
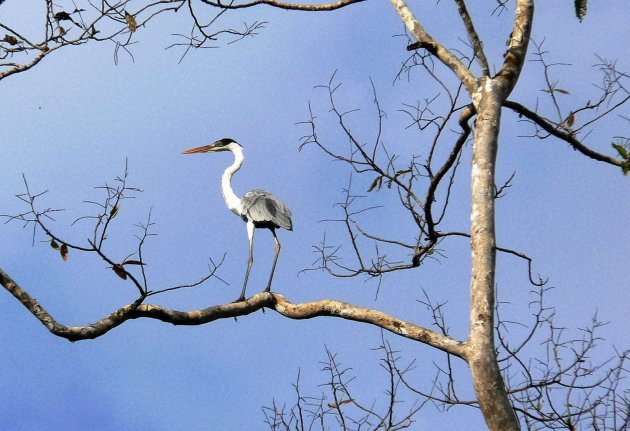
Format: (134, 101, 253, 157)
(199, 0, 365, 11)
(454, 0, 490, 76)
(504, 100, 624, 167)
(0, 268, 467, 357)
(494, 0, 534, 93)
(391, 0, 478, 95)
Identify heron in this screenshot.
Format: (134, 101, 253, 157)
(181, 138, 293, 302)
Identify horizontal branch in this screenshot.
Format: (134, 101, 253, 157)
(0, 267, 467, 358)
(272, 296, 467, 358)
(504, 100, 623, 167)
(199, 0, 365, 11)
(0, 46, 50, 81)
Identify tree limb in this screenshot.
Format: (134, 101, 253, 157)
(198, 0, 365, 11)
(494, 0, 534, 93)
(0, 266, 468, 358)
(454, 0, 490, 76)
(391, 0, 478, 95)
(424, 104, 475, 241)
(504, 100, 623, 167)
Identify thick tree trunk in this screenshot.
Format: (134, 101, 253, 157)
(468, 78, 520, 431)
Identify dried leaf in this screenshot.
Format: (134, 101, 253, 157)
(50, 239, 60, 250)
(394, 169, 412, 178)
(575, 0, 588, 22)
(3, 34, 18, 45)
(54, 11, 72, 21)
(123, 259, 145, 266)
(60, 243, 69, 261)
(612, 143, 629, 160)
(367, 176, 382, 192)
(110, 204, 119, 219)
(565, 111, 575, 128)
(124, 11, 137, 33)
(555, 88, 570, 95)
(112, 264, 128, 280)
(328, 399, 352, 409)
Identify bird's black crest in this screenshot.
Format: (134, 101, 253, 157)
(215, 138, 238, 147)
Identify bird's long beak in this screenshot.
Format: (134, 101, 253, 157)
(181, 144, 217, 154)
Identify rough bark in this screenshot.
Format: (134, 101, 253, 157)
(390, 0, 478, 95)
(0, 267, 467, 357)
(464, 2, 534, 429)
(391, 0, 533, 429)
(467, 79, 520, 431)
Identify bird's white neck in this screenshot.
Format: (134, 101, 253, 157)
(222, 146, 244, 216)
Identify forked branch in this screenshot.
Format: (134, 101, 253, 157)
(391, 0, 478, 95)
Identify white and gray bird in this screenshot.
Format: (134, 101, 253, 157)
(182, 138, 293, 302)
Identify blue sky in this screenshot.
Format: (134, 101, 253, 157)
(1, 1, 629, 429)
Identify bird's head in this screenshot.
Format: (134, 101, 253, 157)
(181, 138, 241, 155)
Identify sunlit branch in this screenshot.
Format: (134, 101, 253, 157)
(393, 0, 478, 95)
(199, 0, 365, 11)
(0, 269, 468, 357)
(494, 0, 533, 93)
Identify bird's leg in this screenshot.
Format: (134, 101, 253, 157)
(235, 222, 255, 302)
(265, 230, 281, 293)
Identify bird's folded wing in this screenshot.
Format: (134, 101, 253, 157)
(242, 189, 293, 230)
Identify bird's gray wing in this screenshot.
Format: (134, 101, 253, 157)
(242, 189, 293, 230)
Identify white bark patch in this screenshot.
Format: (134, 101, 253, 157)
(484, 78, 494, 92)
(391, 0, 415, 33)
(470, 163, 482, 223)
(472, 87, 482, 109)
